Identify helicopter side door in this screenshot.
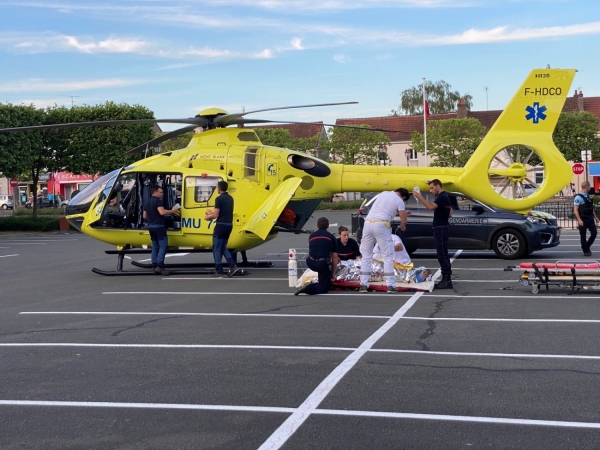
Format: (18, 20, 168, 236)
(181, 175, 221, 234)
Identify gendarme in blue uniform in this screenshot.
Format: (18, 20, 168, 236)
(433, 191, 452, 276)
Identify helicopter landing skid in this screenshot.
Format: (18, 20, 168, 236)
(130, 260, 250, 276)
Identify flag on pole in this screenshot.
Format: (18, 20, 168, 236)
(423, 85, 430, 118)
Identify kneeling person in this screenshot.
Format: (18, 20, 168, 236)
(295, 217, 339, 295)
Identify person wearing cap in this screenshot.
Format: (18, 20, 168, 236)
(358, 188, 410, 294)
(412, 179, 453, 289)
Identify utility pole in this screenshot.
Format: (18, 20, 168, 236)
(484, 86, 489, 110)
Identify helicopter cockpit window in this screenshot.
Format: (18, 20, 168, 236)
(65, 169, 119, 216)
(184, 176, 220, 208)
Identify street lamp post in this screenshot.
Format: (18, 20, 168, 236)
(405, 148, 412, 166)
(378, 144, 388, 166)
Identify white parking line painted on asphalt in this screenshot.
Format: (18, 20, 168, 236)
(0, 400, 294, 414)
(0, 400, 598, 430)
(0, 239, 77, 242)
(314, 409, 600, 429)
(401, 316, 600, 323)
(21, 311, 600, 323)
(138, 253, 191, 262)
(257, 250, 462, 449)
(0, 254, 19, 258)
(4, 343, 600, 361)
(257, 292, 427, 450)
(20, 311, 391, 319)
(101, 291, 416, 297)
(0, 343, 355, 351)
(99, 290, 600, 299)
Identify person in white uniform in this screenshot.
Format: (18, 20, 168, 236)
(359, 188, 410, 293)
(373, 233, 411, 265)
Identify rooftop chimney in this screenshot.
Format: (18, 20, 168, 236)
(578, 90, 584, 113)
(456, 98, 467, 119)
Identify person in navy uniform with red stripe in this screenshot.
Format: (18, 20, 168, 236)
(336, 226, 361, 261)
(412, 179, 453, 289)
(295, 217, 339, 295)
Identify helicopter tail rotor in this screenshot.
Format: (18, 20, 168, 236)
(455, 68, 576, 212)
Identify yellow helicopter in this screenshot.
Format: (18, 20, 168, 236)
(0, 68, 576, 274)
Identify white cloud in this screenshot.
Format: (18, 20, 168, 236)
(291, 38, 304, 50)
(333, 53, 350, 63)
(0, 78, 144, 93)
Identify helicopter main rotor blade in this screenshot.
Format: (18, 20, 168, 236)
(125, 125, 199, 156)
(215, 101, 358, 127)
(0, 118, 209, 133)
(230, 118, 400, 133)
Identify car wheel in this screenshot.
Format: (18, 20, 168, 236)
(492, 229, 526, 259)
(1, 204, 7, 210)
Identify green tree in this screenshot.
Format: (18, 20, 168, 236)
(0, 103, 46, 216)
(411, 118, 487, 167)
(393, 80, 473, 115)
(63, 102, 154, 176)
(553, 111, 600, 162)
(159, 131, 195, 153)
(321, 126, 390, 165)
(254, 128, 318, 153)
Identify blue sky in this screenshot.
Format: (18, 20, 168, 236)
(0, 0, 599, 131)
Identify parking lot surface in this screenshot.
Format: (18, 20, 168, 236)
(1, 210, 600, 449)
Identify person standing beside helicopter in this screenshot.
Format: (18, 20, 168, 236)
(205, 181, 239, 278)
(143, 185, 181, 276)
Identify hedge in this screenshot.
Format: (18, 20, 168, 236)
(0, 216, 60, 232)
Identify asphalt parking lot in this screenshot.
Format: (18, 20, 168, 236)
(1, 210, 600, 449)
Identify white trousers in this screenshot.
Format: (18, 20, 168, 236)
(359, 221, 395, 288)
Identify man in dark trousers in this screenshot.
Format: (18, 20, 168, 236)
(205, 180, 239, 277)
(412, 179, 453, 289)
(573, 180, 599, 256)
(295, 217, 339, 295)
(143, 185, 181, 276)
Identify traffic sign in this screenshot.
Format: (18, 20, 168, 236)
(9, 178, 18, 188)
(572, 163, 585, 175)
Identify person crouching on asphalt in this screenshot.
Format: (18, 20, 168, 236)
(295, 217, 339, 295)
(412, 179, 453, 289)
(359, 188, 410, 294)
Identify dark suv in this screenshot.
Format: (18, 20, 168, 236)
(355, 192, 560, 260)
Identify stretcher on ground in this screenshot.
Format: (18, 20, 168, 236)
(518, 261, 600, 294)
(331, 280, 435, 292)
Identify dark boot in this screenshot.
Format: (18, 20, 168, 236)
(435, 274, 453, 290)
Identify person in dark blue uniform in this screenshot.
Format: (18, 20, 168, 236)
(412, 179, 453, 289)
(336, 226, 361, 261)
(295, 217, 339, 295)
(205, 180, 239, 277)
(573, 180, 599, 256)
(143, 185, 181, 275)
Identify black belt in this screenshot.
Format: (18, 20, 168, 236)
(309, 256, 330, 262)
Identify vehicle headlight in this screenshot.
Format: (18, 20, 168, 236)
(526, 216, 547, 225)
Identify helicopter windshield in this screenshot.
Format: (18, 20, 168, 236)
(65, 169, 120, 215)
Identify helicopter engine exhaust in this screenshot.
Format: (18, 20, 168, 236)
(287, 155, 331, 177)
